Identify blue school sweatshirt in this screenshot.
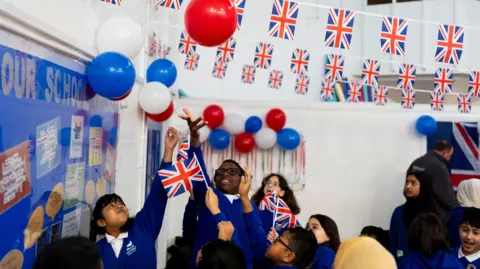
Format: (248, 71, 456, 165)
(259, 209, 289, 235)
(447, 207, 465, 249)
(182, 199, 198, 245)
(453, 247, 480, 269)
(97, 163, 169, 269)
(398, 251, 464, 269)
(187, 146, 257, 269)
(390, 205, 409, 262)
(311, 245, 335, 269)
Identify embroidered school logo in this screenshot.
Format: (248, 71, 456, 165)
(126, 241, 136, 256)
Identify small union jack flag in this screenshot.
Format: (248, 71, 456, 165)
(295, 74, 309, 95)
(254, 42, 274, 69)
(242, 65, 256, 84)
(380, 16, 408, 56)
(469, 71, 480, 97)
(158, 43, 171, 59)
(275, 198, 300, 229)
(212, 60, 228, 80)
(401, 88, 416, 110)
(430, 91, 445, 112)
(290, 48, 309, 75)
(184, 52, 200, 71)
(397, 63, 416, 90)
(234, 0, 247, 30)
(361, 59, 380, 87)
(433, 68, 453, 94)
(176, 135, 190, 162)
(178, 30, 197, 55)
(216, 37, 236, 63)
(457, 94, 472, 114)
(259, 191, 276, 212)
(435, 24, 464, 65)
(321, 79, 336, 101)
(149, 33, 157, 57)
(374, 86, 389, 106)
(269, 0, 299, 40)
(347, 80, 362, 103)
(157, 155, 206, 198)
(268, 70, 284, 89)
(324, 8, 355, 49)
(156, 0, 183, 9)
(101, 0, 121, 6)
(324, 54, 344, 83)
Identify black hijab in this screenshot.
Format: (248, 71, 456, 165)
(403, 169, 437, 229)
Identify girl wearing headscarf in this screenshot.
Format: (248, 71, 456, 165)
(446, 178, 480, 248)
(390, 168, 437, 263)
(333, 237, 396, 269)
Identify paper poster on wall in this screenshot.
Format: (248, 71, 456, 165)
(105, 144, 116, 182)
(61, 207, 81, 238)
(36, 117, 61, 178)
(88, 128, 103, 166)
(0, 141, 31, 214)
(64, 163, 85, 209)
(69, 116, 84, 159)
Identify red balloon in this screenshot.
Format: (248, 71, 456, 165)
(235, 132, 255, 153)
(184, 0, 237, 47)
(110, 89, 132, 101)
(147, 101, 174, 122)
(266, 108, 286, 132)
(203, 104, 224, 129)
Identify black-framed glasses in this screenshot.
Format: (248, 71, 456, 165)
(214, 168, 240, 177)
(275, 236, 293, 252)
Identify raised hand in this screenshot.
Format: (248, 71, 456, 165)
(178, 108, 207, 148)
(267, 228, 279, 244)
(205, 187, 220, 215)
(165, 127, 179, 150)
(217, 221, 235, 241)
(238, 166, 252, 199)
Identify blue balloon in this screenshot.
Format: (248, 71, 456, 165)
(209, 129, 230, 150)
(416, 115, 437, 136)
(87, 52, 136, 99)
(277, 128, 301, 150)
(146, 59, 177, 87)
(245, 116, 263, 133)
(58, 128, 71, 147)
(90, 115, 103, 127)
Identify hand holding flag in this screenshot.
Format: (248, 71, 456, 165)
(239, 165, 252, 199)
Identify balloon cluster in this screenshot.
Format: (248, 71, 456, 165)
(199, 105, 301, 152)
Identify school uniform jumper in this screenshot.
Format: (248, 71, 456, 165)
(311, 245, 335, 269)
(182, 199, 198, 246)
(398, 250, 464, 269)
(97, 163, 169, 269)
(447, 207, 465, 249)
(390, 205, 409, 262)
(189, 145, 257, 269)
(454, 247, 480, 269)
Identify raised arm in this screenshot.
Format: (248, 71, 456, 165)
(159, 127, 179, 169)
(182, 192, 198, 245)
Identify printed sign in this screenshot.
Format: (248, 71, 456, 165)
(105, 144, 116, 182)
(88, 128, 102, 166)
(36, 117, 61, 178)
(64, 163, 85, 209)
(69, 115, 84, 159)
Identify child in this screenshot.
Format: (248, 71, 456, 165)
(360, 226, 390, 250)
(240, 166, 318, 269)
(251, 173, 301, 234)
(447, 179, 480, 248)
(333, 237, 396, 269)
(173, 108, 259, 269)
(197, 239, 247, 269)
(454, 207, 480, 268)
(398, 213, 463, 269)
(33, 236, 101, 269)
(90, 129, 176, 269)
(306, 214, 340, 269)
(390, 169, 436, 262)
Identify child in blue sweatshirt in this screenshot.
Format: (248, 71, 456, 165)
(453, 207, 480, 269)
(239, 166, 317, 269)
(173, 108, 258, 269)
(251, 173, 301, 235)
(90, 129, 177, 269)
(399, 213, 463, 269)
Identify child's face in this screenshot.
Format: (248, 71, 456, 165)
(263, 176, 285, 197)
(266, 232, 295, 264)
(307, 218, 329, 244)
(214, 162, 242, 195)
(404, 175, 420, 198)
(460, 223, 480, 255)
(97, 200, 129, 232)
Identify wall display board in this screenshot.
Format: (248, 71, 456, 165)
(0, 30, 118, 269)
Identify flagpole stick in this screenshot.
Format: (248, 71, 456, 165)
(272, 192, 279, 230)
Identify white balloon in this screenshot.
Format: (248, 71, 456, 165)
(224, 113, 245, 135)
(199, 126, 211, 143)
(254, 128, 277, 149)
(96, 15, 143, 59)
(138, 82, 172, 114)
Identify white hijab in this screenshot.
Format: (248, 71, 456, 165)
(457, 178, 480, 208)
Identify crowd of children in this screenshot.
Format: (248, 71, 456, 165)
(31, 108, 480, 269)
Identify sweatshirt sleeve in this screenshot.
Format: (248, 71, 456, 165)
(243, 210, 271, 263)
(425, 160, 458, 210)
(389, 208, 399, 259)
(182, 199, 198, 245)
(190, 145, 213, 207)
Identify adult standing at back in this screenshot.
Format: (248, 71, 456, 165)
(407, 140, 458, 222)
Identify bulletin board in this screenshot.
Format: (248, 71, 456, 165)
(0, 30, 118, 268)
